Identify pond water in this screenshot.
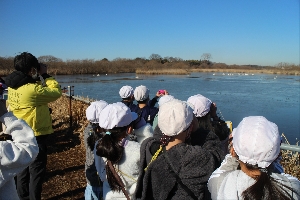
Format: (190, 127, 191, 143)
(54, 72, 300, 144)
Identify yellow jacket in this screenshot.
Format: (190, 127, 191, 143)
(8, 77, 62, 136)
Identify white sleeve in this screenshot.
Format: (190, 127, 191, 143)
(208, 154, 239, 199)
(134, 124, 153, 144)
(94, 140, 107, 182)
(0, 112, 39, 188)
(281, 173, 300, 199)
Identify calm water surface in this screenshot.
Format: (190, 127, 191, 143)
(54, 72, 300, 144)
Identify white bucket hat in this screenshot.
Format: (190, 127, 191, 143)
(187, 94, 212, 117)
(134, 85, 150, 101)
(119, 85, 134, 98)
(86, 100, 108, 123)
(99, 102, 138, 129)
(158, 95, 175, 107)
(232, 116, 281, 168)
(158, 99, 194, 136)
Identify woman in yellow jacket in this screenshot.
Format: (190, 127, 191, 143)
(5, 52, 62, 200)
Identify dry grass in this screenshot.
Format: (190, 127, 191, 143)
(43, 96, 299, 199)
(136, 68, 190, 75)
(280, 134, 300, 179)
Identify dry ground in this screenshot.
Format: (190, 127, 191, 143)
(42, 96, 89, 200)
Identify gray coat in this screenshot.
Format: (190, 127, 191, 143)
(134, 127, 225, 200)
(84, 124, 102, 187)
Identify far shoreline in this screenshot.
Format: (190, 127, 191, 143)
(135, 68, 300, 76)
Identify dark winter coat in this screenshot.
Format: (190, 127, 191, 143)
(134, 127, 225, 200)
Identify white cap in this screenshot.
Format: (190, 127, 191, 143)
(86, 100, 108, 123)
(158, 99, 194, 136)
(187, 94, 212, 117)
(99, 102, 138, 129)
(119, 85, 134, 98)
(134, 85, 149, 101)
(232, 116, 281, 168)
(158, 95, 175, 107)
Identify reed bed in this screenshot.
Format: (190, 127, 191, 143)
(136, 68, 190, 75)
(44, 96, 299, 199)
(280, 133, 300, 179)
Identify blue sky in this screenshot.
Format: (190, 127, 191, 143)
(0, 0, 299, 66)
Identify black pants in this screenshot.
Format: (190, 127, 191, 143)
(16, 135, 48, 200)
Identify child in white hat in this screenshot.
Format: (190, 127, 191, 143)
(119, 85, 138, 111)
(208, 116, 300, 200)
(132, 85, 167, 125)
(84, 100, 108, 200)
(187, 94, 230, 154)
(134, 99, 224, 200)
(94, 102, 140, 200)
(151, 94, 175, 130)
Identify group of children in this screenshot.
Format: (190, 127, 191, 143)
(83, 85, 300, 200)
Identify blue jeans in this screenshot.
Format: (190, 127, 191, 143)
(85, 183, 103, 200)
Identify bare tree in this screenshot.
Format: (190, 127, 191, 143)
(149, 53, 162, 60)
(201, 53, 212, 61)
(38, 55, 62, 63)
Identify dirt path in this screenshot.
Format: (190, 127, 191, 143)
(42, 97, 89, 199)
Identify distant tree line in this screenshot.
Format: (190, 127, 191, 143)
(0, 53, 299, 76)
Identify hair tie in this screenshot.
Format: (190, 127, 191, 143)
(160, 134, 172, 146)
(106, 131, 111, 135)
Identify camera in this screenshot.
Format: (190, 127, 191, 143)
(158, 90, 165, 95)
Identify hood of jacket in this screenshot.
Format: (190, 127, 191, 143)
(5, 71, 36, 89)
(133, 123, 153, 144)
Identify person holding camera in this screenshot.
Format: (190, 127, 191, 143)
(132, 85, 166, 126)
(187, 94, 230, 154)
(151, 94, 174, 130)
(5, 52, 62, 200)
(0, 99, 39, 199)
